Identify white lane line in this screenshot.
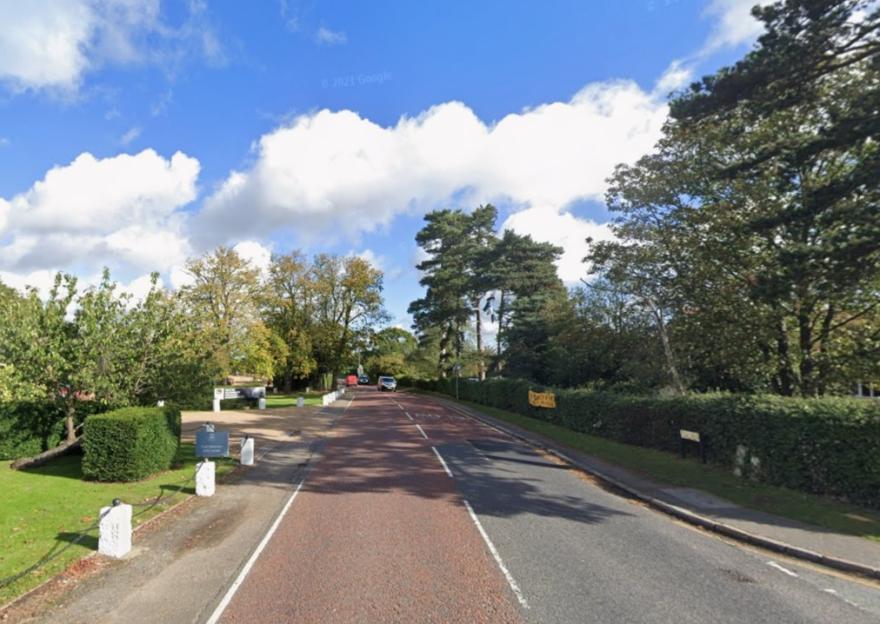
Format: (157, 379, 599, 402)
(823, 589, 860, 608)
(431, 446, 453, 477)
(205, 478, 307, 624)
(462, 499, 529, 609)
(766, 561, 799, 577)
(415, 423, 428, 439)
(404, 411, 414, 422)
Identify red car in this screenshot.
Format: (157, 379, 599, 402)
(345, 374, 358, 387)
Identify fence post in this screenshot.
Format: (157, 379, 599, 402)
(240, 436, 255, 466)
(98, 499, 132, 559)
(196, 460, 215, 497)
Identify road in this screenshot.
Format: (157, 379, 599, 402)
(211, 388, 880, 623)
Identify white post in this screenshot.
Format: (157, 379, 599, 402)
(212, 398, 221, 413)
(297, 396, 304, 408)
(196, 460, 215, 496)
(240, 436, 255, 466)
(98, 501, 132, 559)
(258, 397, 266, 410)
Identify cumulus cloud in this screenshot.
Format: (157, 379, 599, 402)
(0, 0, 223, 93)
(502, 206, 615, 285)
(702, 0, 773, 53)
(233, 240, 272, 275)
(0, 149, 199, 278)
(198, 79, 667, 250)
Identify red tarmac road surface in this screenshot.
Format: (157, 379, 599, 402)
(218, 389, 523, 623)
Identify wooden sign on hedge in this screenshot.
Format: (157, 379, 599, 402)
(528, 390, 556, 408)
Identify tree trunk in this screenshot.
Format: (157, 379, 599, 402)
(475, 300, 485, 381)
(495, 290, 506, 374)
(645, 297, 685, 394)
(64, 401, 77, 443)
(11, 437, 82, 470)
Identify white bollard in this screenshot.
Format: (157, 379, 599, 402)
(297, 396, 304, 408)
(258, 397, 266, 410)
(98, 501, 132, 559)
(212, 398, 221, 413)
(196, 460, 215, 497)
(240, 436, 255, 466)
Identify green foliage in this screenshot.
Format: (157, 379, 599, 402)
(413, 378, 880, 508)
(82, 406, 181, 482)
(0, 401, 65, 459)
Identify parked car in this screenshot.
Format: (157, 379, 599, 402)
(377, 376, 397, 392)
(358, 374, 370, 384)
(346, 374, 358, 386)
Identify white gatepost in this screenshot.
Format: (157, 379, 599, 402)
(297, 396, 304, 408)
(240, 436, 255, 466)
(212, 398, 221, 413)
(258, 397, 266, 410)
(196, 460, 215, 496)
(98, 500, 132, 559)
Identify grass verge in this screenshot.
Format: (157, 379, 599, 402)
(416, 390, 880, 544)
(0, 442, 236, 605)
(265, 392, 324, 408)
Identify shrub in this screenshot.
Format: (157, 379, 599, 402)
(0, 401, 65, 459)
(82, 405, 181, 482)
(419, 378, 880, 508)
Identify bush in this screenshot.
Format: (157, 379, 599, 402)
(0, 401, 65, 459)
(82, 406, 181, 482)
(418, 378, 880, 508)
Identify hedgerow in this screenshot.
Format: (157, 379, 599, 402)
(82, 406, 181, 482)
(404, 378, 880, 508)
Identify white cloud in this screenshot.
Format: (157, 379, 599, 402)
(0, 0, 223, 94)
(119, 126, 142, 145)
(653, 59, 694, 97)
(198, 79, 667, 252)
(502, 206, 615, 285)
(0, 149, 198, 279)
(702, 0, 773, 53)
(314, 27, 347, 45)
(233, 240, 272, 275)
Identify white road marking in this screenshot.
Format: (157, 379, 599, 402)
(823, 589, 860, 608)
(463, 499, 529, 609)
(431, 446, 453, 477)
(415, 424, 428, 439)
(405, 411, 414, 422)
(205, 478, 306, 624)
(766, 561, 799, 577)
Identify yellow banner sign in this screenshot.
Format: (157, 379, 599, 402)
(528, 390, 556, 409)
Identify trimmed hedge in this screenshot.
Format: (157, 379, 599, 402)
(82, 406, 181, 482)
(406, 378, 880, 508)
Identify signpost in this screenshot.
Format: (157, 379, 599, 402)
(195, 423, 229, 497)
(679, 429, 708, 464)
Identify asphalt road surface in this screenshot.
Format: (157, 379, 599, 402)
(211, 388, 880, 624)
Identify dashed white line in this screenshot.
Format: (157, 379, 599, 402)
(415, 423, 428, 439)
(463, 499, 529, 609)
(404, 411, 414, 422)
(206, 478, 306, 624)
(431, 446, 453, 477)
(823, 588, 860, 608)
(766, 561, 799, 577)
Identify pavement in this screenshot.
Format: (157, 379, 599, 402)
(9, 389, 880, 623)
(426, 393, 880, 579)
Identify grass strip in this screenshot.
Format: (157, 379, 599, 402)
(0, 442, 236, 605)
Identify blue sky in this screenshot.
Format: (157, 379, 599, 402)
(0, 0, 768, 326)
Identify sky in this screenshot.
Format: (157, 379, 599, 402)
(0, 0, 771, 327)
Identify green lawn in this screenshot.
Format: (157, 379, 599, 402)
(419, 392, 880, 543)
(0, 443, 236, 605)
(264, 391, 325, 408)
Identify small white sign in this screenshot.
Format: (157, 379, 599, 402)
(680, 429, 701, 442)
(213, 388, 224, 400)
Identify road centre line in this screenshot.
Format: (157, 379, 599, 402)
(766, 561, 799, 577)
(206, 478, 307, 624)
(405, 411, 414, 421)
(415, 423, 428, 439)
(431, 445, 453, 477)
(462, 499, 529, 609)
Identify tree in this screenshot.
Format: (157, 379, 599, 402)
(181, 247, 262, 379)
